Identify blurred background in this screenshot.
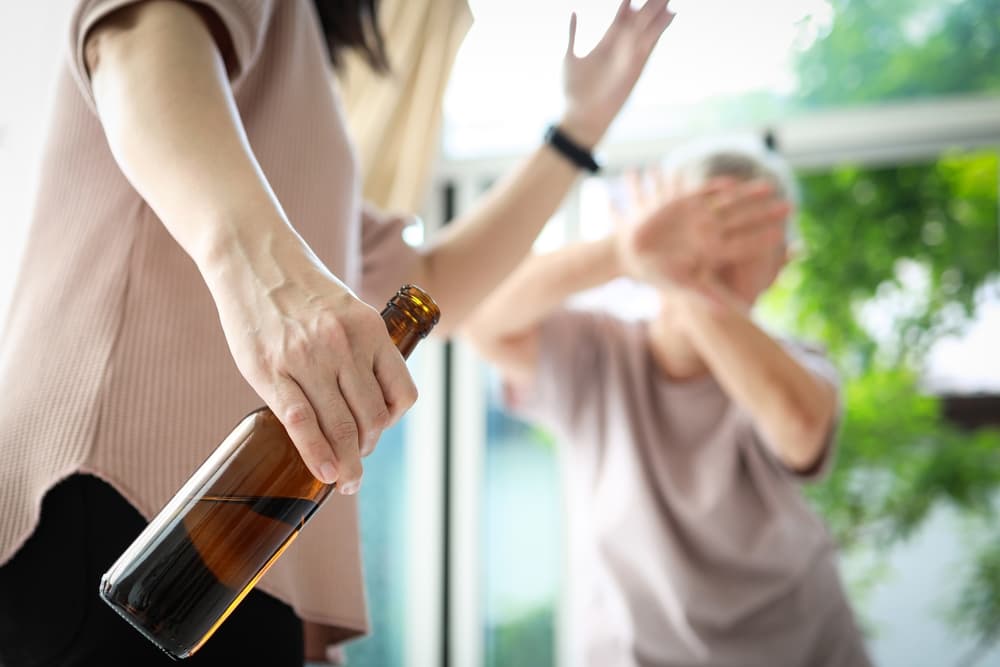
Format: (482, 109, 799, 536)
(2, 1, 999, 666)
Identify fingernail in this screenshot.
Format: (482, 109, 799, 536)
(320, 462, 338, 485)
(340, 480, 361, 495)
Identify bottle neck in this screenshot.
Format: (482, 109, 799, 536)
(381, 304, 427, 360)
(380, 285, 440, 359)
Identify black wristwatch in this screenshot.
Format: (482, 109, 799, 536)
(544, 124, 601, 174)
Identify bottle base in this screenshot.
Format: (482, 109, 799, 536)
(98, 578, 190, 661)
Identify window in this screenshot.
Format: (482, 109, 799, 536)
(444, 0, 1000, 160)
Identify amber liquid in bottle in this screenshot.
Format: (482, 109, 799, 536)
(99, 285, 439, 659)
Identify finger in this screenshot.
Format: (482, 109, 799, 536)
(566, 12, 577, 58)
(313, 384, 364, 494)
(640, 4, 676, 53)
(271, 376, 339, 485)
(649, 165, 669, 202)
(614, 0, 633, 23)
(607, 180, 629, 224)
(721, 199, 792, 238)
(710, 179, 776, 220)
(374, 343, 418, 428)
(624, 168, 646, 210)
(636, 0, 670, 28)
(692, 176, 742, 203)
(338, 360, 391, 459)
(718, 223, 786, 263)
(658, 167, 684, 201)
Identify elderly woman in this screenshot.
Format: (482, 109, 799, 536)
(465, 140, 872, 667)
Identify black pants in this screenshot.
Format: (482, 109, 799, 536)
(0, 474, 304, 667)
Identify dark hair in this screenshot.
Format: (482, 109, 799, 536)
(313, 0, 389, 72)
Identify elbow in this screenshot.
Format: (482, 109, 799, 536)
(778, 397, 836, 473)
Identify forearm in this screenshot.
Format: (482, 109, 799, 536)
(88, 1, 308, 276)
(464, 235, 620, 350)
(412, 127, 589, 336)
(679, 295, 836, 471)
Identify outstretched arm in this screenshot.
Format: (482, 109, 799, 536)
(463, 237, 623, 387)
(406, 0, 675, 336)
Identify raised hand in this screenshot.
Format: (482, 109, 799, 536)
(612, 168, 790, 300)
(560, 0, 675, 147)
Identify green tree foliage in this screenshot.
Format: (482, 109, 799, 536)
(776, 0, 1000, 655)
(487, 607, 555, 667)
(763, 152, 1000, 549)
(795, 0, 1000, 108)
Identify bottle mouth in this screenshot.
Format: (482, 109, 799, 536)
(394, 284, 441, 335)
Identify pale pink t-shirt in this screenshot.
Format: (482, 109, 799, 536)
(510, 309, 872, 667)
(0, 0, 418, 641)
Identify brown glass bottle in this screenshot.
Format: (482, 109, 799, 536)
(99, 285, 439, 659)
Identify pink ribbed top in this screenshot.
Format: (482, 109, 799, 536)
(0, 0, 415, 639)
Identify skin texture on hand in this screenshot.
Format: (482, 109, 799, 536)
(202, 234, 417, 493)
(612, 171, 791, 303)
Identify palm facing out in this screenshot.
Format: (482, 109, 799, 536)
(561, 0, 675, 146)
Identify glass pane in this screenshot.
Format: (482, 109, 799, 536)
(482, 372, 561, 667)
(340, 417, 409, 666)
(443, 0, 1000, 159)
(342, 349, 425, 666)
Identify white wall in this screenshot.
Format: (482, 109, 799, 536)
(851, 503, 1000, 667)
(0, 1, 74, 323)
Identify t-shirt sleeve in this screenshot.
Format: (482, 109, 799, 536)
(68, 0, 275, 113)
(744, 341, 843, 483)
(503, 308, 610, 437)
(357, 204, 421, 308)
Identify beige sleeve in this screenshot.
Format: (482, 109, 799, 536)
(68, 0, 275, 113)
(503, 308, 610, 437)
(357, 203, 421, 308)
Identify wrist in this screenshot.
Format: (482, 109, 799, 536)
(197, 213, 320, 292)
(194, 201, 294, 265)
(680, 282, 745, 323)
(556, 112, 606, 151)
(593, 235, 625, 281)
(606, 233, 631, 280)
(545, 123, 601, 174)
